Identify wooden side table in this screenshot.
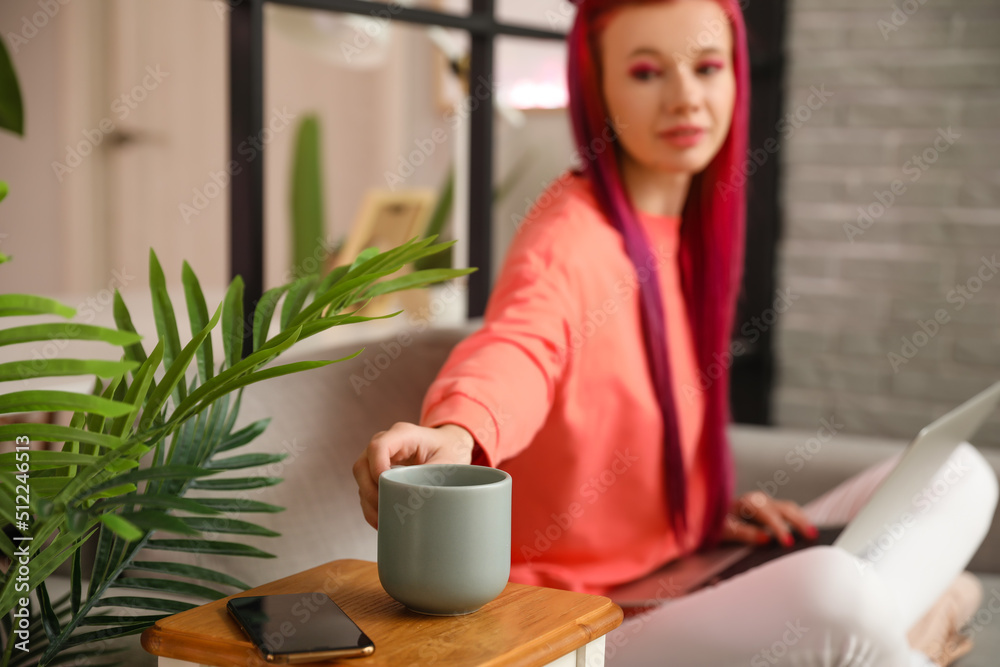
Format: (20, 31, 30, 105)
(141, 559, 623, 666)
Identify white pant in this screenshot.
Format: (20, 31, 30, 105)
(605, 442, 999, 667)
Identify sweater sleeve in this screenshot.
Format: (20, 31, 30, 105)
(419, 221, 583, 467)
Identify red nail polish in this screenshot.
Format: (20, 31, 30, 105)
(756, 533, 771, 544)
(808, 526, 819, 539)
(781, 534, 794, 547)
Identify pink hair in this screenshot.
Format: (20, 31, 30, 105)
(567, 0, 749, 550)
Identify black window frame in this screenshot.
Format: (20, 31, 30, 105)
(227, 0, 784, 424)
(228, 0, 563, 350)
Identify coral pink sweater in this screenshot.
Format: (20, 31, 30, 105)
(419, 171, 708, 595)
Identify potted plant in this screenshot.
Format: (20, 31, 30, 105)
(0, 34, 474, 667)
(0, 240, 473, 667)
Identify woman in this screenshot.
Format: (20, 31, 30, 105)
(353, 1, 994, 664)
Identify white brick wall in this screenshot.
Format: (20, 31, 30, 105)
(774, 0, 1000, 446)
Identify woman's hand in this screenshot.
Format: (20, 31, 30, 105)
(720, 491, 819, 547)
(352, 422, 476, 530)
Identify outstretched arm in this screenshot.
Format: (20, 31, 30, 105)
(418, 224, 582, 466)
(352, 220, 584, 528)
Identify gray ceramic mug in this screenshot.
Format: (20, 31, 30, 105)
(377, 464, 511, 615)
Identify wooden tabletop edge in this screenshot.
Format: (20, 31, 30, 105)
(490, 597, 624, 667)
(574, 598, 624, 638)
(139, 560, 626, 667)
(142, 625, 263, 667)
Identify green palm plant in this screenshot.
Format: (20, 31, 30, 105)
(0, 239, 475, 666)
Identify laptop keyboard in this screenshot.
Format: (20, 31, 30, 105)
(702, 525, 846, 588)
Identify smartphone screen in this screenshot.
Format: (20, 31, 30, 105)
(227, 593, 374, 663)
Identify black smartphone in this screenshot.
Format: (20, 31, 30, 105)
(226, 592, 374, 663)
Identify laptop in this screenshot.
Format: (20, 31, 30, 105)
(607, 380, 1000, 611)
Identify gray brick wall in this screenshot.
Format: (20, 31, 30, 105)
(773, 0, 1000, 447)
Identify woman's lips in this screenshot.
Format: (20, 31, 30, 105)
(660, 126, 705, 147)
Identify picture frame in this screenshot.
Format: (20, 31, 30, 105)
(333, 188, 437, 269)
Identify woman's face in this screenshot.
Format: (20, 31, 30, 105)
(599, 0, 736, 177)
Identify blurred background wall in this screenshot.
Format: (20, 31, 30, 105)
(774, 0, 1000, 445)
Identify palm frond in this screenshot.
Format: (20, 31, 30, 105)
(180, 261, 213, 384)
(1, 235, 473, 665)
